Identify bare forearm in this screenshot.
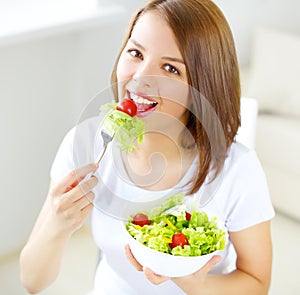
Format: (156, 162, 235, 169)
(20, 165, 97, 294)
(189, 270, 269, 295)
(20, 226, 70, 294)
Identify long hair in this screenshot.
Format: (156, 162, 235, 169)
(110, 0, 241, 194)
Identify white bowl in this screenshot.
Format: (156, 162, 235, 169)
(123, 222, 224, 277)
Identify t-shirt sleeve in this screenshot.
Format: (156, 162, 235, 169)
(50, 117, 101, 184)
(50, 127, 76, 184)
(225, 150, 275, 232)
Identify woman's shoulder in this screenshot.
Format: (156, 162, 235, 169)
(220, 141, 267, 185)
(225, 142, 258, 169)
(51, 116, 103, 181)
(220, 142, 274, 215)
(59, 116, 103, 151)
(219, 143, 275, 231)
(71, 116, 102, 139)
(227, 141, 253, 157)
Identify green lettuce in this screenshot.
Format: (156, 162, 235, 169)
(100, 101, 145, 152)
(149, 193, 186, 220)
(126, 194, 226, 257)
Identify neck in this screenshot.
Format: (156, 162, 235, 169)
(121, 131, 196, 191)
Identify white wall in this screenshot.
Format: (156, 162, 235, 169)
(214, 0, 300, 66)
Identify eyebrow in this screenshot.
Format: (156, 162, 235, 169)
(129, 38, 185, 65)
(162, 56, 185, 65)
(129, 38, 146, 51)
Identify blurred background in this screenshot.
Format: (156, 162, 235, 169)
(0, 0, 299, 294)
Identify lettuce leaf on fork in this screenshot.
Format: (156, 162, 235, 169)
(100, 101, 145, 152)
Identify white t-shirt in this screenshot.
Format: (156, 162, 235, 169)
(51, 116, 275, 295)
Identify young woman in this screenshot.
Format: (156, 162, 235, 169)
(20, 1, 275, 294)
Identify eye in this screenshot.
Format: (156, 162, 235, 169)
(127, 49, 143, 60)
(164, 64, 180, 75)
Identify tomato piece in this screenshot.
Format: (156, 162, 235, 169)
(185, 212, 191, 221)
(132, 213, 151, 227)
(116, 98, 137, 117)
(169, 233, 189, 249)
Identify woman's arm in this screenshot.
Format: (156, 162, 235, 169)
(20, 163, 98, 294)
(174, 221, 273, 295)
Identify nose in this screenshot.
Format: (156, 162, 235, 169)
(132, 61, 157, 89)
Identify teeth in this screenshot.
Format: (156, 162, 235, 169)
(130, 93, 155, 105)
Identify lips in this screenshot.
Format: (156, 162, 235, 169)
(127, 91, 158, 117)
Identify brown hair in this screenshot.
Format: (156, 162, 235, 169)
(111, 0, 241, 194)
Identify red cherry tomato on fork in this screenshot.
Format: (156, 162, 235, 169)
(132, 213, 151, 227)
(169, 233, 189, 249)
(116, 99, 137, 117)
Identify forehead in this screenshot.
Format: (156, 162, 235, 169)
(130, 11, 181, 56)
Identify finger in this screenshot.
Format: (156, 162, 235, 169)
(64, 176, 98, 203)
(124, 244, 143, 271)
(80, 201, 94, 219)
(50, 163, 98, 196)
(143, 267, 170, 285)
(64, 175, 85, 193)
(200, 255, 222, 274)
(52, 177, 98, 211)
(75, 191, 95, 210)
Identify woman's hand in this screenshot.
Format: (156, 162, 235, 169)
(47, 163, 99, 237)
(172, 255, 221, 294)
(125, 243, 221, 291)
(20, 163, 99, 293)
(124, 244, 170, 284)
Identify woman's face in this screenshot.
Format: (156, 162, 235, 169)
(116, 11, 190, 129)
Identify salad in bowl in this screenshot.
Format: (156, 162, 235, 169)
(124, 193, 227, 277)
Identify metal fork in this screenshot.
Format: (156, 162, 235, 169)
(95, 129, 114, 165)
(87, 129, 114, 183)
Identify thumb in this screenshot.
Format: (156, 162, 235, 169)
(201, 255, 222, 274)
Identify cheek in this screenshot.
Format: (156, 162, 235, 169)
(116, 53, 134, 82)
(158, 79, 190, 112)
(160, 99, 188, 118)
(116, 55, 132, 98)
(116, 59, 126, 82)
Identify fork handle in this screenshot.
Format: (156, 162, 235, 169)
(95, 144, 108, 165)
(90, 145, 108, 178)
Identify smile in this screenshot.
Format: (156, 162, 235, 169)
(126, 91, 158, 117)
